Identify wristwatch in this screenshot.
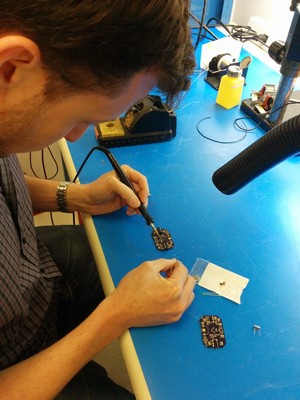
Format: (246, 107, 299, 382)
(56, 181, 72, 213)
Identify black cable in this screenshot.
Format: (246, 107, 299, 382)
(234, 115, 261, 132)
(41, 149, 47, 179)
(206, 17, 231, 35)
(46, 146, 59, 179)
(206, 18, 269, 49)
(72, 146, 158, 230)
(29, 153, 40, 178)
(191, 29, 214, 44)
(40, 148, 55, 225)
(233, 101, 300, 132)
(196, 102, 300, 145)
(230, 25, 257, 42)
(72, 146, 99, 183)
(29, 146, 59, 180)
(29, 146, 68, 226)
(231, 25, 269, 49)
(196, 116, 248, 144)
(189, 4, 218, 48)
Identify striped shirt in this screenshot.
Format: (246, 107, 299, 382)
(0, 155, 65, 369)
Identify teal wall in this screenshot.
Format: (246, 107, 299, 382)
(190, 0, 234, 24)
(190, 0, 224, 22)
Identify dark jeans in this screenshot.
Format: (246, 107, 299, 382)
(36, 225, 135, 400)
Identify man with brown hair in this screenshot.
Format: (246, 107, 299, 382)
(0, 1, 196, 398)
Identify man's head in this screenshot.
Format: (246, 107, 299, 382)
(0, 0, 195, 155)
(0, 0, 195, 104)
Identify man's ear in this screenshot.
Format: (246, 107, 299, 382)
(0, 35, 41, 87)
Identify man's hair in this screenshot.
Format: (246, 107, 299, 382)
(0, 0, 195, 105)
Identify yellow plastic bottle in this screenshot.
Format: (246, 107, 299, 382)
(216, 65, 245, 109)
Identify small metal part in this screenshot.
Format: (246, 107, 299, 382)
(151, 227, 174, 251)
(254, 104, 267, 115)
(150, 222, 160, 238)
(253, 324, 261, 335)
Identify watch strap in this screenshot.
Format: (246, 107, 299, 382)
(56, 181, 72, 213)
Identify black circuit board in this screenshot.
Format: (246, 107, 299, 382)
(151, 227, 174, 251)
(200, 315, 226, 349)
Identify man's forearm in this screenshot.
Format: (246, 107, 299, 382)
(0, 295, 126, 400)
(25, 174, 64, 212)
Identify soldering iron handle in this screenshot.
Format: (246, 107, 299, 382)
(107, 152, 154, 225)
(137, 203, 154, 225)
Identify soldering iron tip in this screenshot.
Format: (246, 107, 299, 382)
(151, 223, 160, 238)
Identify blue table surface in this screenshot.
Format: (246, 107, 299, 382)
(66, 42, 300, 399)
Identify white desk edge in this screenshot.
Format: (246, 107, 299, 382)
(58, 138, 151, 400)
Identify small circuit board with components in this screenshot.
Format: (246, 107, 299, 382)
(200, 315, 226, 349)
(151, 227, 174, 251)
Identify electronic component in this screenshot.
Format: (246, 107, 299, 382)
(95, 95, 176, 147)
(200, 315, 226, 349)
(151, 227, 174, 251)
(253, 324, 261, 335)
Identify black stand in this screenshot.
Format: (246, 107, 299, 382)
(189, 11, 218, 45)
(240, 3, 300, 132)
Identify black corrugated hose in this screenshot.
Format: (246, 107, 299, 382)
(212, 113, 300, 194)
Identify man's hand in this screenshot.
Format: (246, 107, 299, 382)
(108, 258, 196, 330)
(68, 165, 149, 216)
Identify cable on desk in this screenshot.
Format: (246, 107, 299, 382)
(233, 115, 261, 133)
(233, 101, 300, 132)
(196, 116, 248, 144)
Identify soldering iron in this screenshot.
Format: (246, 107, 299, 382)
(101, 147, 161, 237)
(72, 145, 162, 239)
